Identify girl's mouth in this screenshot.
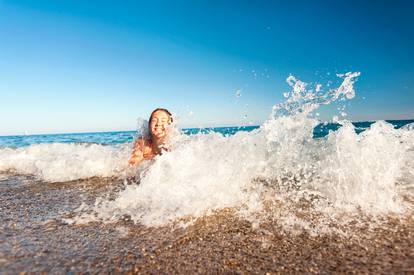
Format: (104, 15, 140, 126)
(153, 128, 165, 134)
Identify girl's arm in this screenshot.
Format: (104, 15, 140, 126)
(128, 139, 144, 166)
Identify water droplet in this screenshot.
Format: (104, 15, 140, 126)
(235, 90, 242, 98)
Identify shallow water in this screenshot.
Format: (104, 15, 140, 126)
(1, 176, 413, 273)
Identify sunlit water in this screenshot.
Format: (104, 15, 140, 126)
(1, 72, 413, 234)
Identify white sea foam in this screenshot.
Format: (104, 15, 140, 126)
(0, 143, 131, 182)
(2, 72, 413, 229)
(71, 72, 414, 227)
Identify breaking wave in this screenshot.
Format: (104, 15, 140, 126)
(66, 72, 414, 227)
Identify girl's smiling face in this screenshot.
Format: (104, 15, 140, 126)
(149, 110, 171, 139)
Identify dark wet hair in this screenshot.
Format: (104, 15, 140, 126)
(148, 108, 173, 139)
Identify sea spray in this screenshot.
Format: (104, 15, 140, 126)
(1, 72, 412, 230)
(0, 143, 131, 182)
(71, 72, 412, 227)
(316, 121, 407, 212)
(87, 130, 268, 226)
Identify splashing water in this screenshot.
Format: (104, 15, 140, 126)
(0, 72, 412, 230)
(71, 72, 413, 227)
(0, 143, 131, 182)
(235, 89, 242, 98)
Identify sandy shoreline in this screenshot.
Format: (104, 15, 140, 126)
(1, 176, 413, 273)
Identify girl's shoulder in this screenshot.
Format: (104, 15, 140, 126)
(135, 138, 152, 150)
(137, 138, 155, 159)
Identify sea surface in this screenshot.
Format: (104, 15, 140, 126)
(1, 119, 413, 148)
(1, 73, 413, 272)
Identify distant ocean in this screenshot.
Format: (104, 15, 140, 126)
(1, 119, 413, 148)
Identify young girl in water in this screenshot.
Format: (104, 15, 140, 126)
(128, 108, 173, 166)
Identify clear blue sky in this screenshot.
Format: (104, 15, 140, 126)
(0, 0, 413, 135)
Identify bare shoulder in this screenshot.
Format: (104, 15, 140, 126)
(134, 138, 151, 150)
(129, 138, 148, 165)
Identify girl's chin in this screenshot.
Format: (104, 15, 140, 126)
(152, 132, 166, 139)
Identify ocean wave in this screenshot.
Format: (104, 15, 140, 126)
(69, 72, 414, 227)
(2, 72, 413, 229)
(0, 143, 131, 182)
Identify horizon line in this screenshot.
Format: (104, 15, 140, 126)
(0, 118, 413, 138)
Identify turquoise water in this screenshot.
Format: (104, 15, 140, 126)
(0, 120, 412, 148)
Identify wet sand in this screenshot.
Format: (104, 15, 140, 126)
(1, 175, 413, 274)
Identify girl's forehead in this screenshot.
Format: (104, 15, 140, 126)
(152, 110, 170, 119)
